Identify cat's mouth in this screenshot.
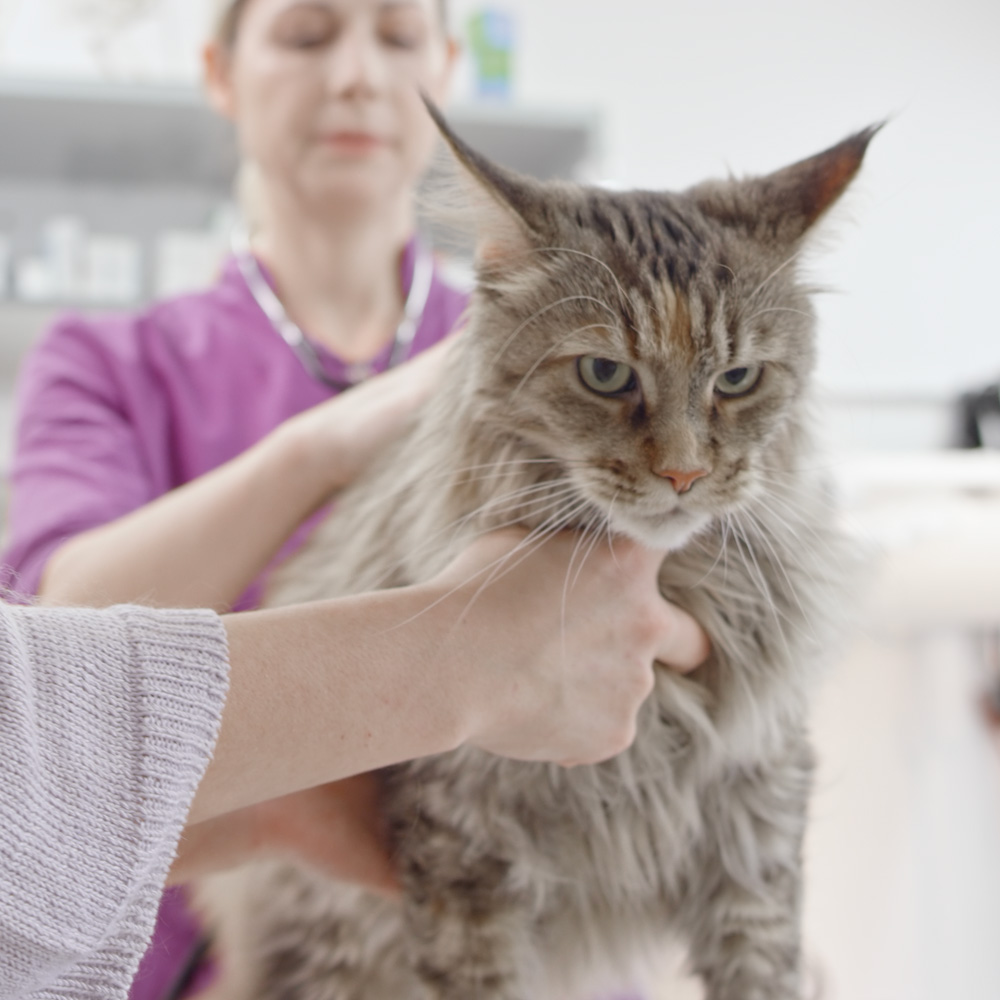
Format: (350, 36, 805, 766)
(606, 505, 712, 551)
(568, 477, 713, 551)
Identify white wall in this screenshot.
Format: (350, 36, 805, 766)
(0, 0, 207, 80)
(449, 0, 1000, 401)
(2, 0, 997, 402)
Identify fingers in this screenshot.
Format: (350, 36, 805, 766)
(454, 531, 711, 675)
(377, 326, 462, 395)
(259, 779, 403, 899)
(595, 535, 712, 674)
(446, 525, 714, 767)
(304, 821, 401, 899)
(655, 604, 711, 674)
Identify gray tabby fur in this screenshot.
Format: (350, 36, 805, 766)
(198, 112, 877, 1000)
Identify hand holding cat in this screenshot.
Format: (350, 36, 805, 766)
(170, 774, 400, 897)
(282, 332, 461, 500)
(181, 529, 707, 885)
(428, 530, 710, 767)
(38, 334, 462, 611)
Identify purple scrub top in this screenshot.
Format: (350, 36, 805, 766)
(0, 240, 467, 998)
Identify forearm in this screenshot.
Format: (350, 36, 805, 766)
(187, 583, 466, 824)
(35, 341, 452, 611)
(39, 421, 337, 611)
(186, 531, 710, 827)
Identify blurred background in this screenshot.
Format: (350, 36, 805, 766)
(0, 1, 997, 998)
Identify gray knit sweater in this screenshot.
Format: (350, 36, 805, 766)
(0, 602, 230, 1000)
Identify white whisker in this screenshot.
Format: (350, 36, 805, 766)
(729, 515, 791, 660)
(560, 522, 596, 658)
(741, 251, 803, 318)
(743, 306, 813, 325)
(461, 496, 596, 622)
(382, 496, 591, 634)
(510, 324, 611, 400)
(739, 506, 811, 627)
(367, 480, 580, 591)
(491, 295, 619, 366)
(529, 246, 631, 308)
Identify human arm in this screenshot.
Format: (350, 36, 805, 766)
(0, 530, 706, 997)
(169, 529, 708, 889)
(187, 529, 707, 825)
(36, 336, 454, 611)
(166, 776, 401, 895)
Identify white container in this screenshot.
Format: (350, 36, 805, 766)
(15, 256, 55, 303)
(84, 235, 143, 304)
(155, 229, 227, 299)
(42, 215, 88, 301)
(0, 235, 11, 300)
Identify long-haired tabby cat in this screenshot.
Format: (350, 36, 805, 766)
(198, 106, 877, 1000)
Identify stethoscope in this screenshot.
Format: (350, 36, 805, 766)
(232, 228, 434, 392)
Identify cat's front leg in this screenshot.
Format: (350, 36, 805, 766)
(400, 820, 537, 1000)
(684, 740, 814, 1000)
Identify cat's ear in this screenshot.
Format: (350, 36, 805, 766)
(695, 124, 884, 244)
(759, 124, 883, 237)
(423, 96, 549, 267)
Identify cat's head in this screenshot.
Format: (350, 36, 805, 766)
(428, 102, 878, 549)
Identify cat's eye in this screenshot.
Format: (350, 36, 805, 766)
(577, 356, 637, 396)
(714, 364, 763, 398)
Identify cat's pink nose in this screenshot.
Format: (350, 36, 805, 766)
(655, 467, 709, 494)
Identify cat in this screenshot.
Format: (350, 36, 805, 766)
(197, 105, 877, 1000)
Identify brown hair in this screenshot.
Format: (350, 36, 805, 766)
(215, 0, 247, 46)
(215, 0, 450, 47)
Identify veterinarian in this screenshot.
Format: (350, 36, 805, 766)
(0, 0, 466, 991)
(0, 0, 709, 997)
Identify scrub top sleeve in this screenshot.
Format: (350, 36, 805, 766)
(2, 316, 161, 597)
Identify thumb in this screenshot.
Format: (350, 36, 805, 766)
(607, 537, 710, 674)
(654, 603, 711, 674)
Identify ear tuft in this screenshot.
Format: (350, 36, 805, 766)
(691, 122, 885, 245)
(421, 94, 548, 268)
(765, 122, 885, 230)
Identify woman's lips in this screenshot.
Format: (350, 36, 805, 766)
(322, 131, 388, 152)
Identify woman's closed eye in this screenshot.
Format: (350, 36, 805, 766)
(378, 10, 428, 50)
(273, 5, 338, 49)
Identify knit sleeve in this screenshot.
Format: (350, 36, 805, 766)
(0, 603, 229, 1000)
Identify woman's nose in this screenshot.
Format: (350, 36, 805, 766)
(325, 25, 387, 97)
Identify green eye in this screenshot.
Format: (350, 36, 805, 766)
(714, 364, 763, 398)
(577, 356, 637, 396)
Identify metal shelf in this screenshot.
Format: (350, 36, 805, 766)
(0, 77, 237, 189)
(446, 103, 599, 180)
(0, 76, 599, 187)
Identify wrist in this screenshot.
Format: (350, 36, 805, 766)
(300, 583, 477, 772)
(264, 414, 347, 510)
(399, 577, 502, 756)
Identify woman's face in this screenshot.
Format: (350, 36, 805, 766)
(206, 0, 456, 214)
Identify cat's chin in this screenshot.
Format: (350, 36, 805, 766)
(610, 508, 712, 552)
